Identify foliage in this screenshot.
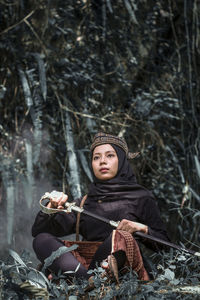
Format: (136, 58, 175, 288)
(1, 248, 200, 299)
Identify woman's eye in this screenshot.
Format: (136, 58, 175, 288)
(108, 154, 114, 158)
(93, 156, 99, 160)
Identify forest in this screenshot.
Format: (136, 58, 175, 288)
(0, 0, 200, 299)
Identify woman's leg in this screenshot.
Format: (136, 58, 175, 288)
(88, 234, 126, 271)
(33, 233, 89, 279)
(88, 235, 112, 270)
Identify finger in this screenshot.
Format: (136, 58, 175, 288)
(117, 219, 126, 228)
(56, 192, 63, 201)
(118, 224, 127, 231)
(51, 199, 58, 208)
(51, 192, 64, 206)
(58, 194, 68, 206)
(117, 222, 123, 230)
(58, 205, 65, 209)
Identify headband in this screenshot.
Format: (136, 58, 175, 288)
(90, 132, 139, 159)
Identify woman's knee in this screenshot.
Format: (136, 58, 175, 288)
(33, 232, 65, 262)
(33, 232, 54, 250)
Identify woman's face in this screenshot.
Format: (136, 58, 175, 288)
(92, 144, 118, 180)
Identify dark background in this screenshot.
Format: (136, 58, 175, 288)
(0, 0, 199, 267)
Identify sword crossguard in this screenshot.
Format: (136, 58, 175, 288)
(64, 201, 77, 212)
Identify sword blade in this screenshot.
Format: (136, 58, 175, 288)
(40, 197, 200, 257)
(69, 205, 200, 257)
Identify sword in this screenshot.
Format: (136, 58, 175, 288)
(39, 192, 200, 257)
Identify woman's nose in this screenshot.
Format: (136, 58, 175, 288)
(100, 155, 107, 164)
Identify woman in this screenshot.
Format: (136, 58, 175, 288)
(32, 132, 170, 283)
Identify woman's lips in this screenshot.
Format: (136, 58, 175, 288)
(100, 168, 109, 173)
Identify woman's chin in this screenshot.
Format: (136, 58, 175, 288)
(97, 173, 113, 181)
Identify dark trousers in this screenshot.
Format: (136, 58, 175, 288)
(33, 233, 112, 280)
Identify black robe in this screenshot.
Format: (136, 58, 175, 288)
(32, 192, 169, 251)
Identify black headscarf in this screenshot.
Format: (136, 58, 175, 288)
(87, 144, 153, 202)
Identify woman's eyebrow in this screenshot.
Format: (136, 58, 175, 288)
(93, 151, 115, 155)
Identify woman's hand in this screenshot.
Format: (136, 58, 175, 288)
(117, 219, 148, 234)
(46, 191, 68, 209)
